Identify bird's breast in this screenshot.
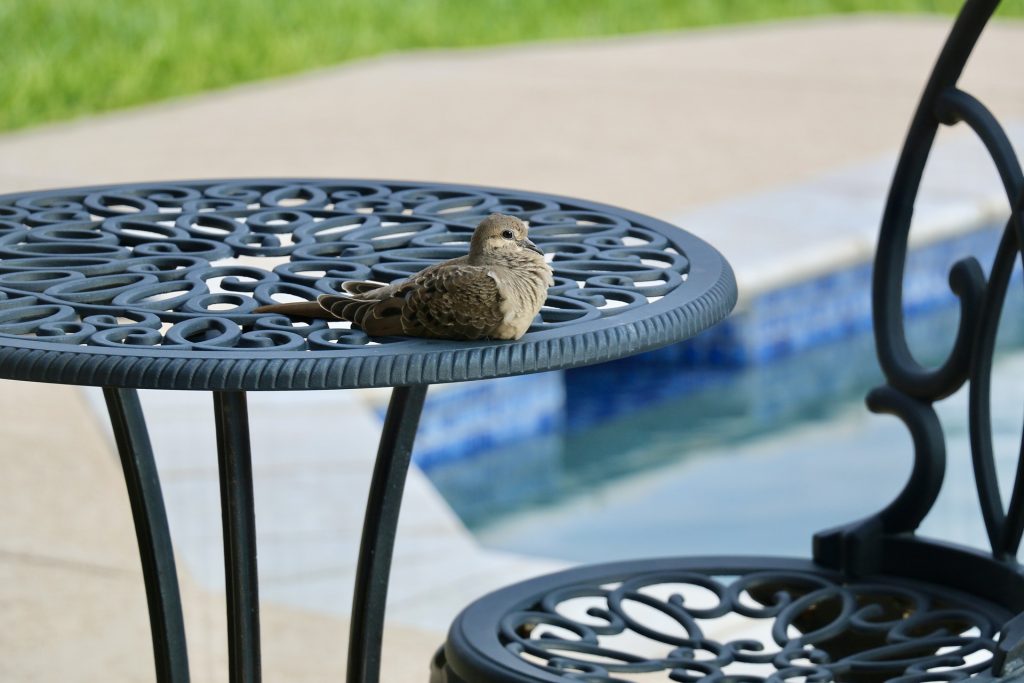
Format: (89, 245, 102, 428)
(492, 267, 550, 340)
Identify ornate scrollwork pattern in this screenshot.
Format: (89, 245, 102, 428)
(0, 180, 736, 389)
(0, 180, 689, 348)
(0, 181, 698, 344)
(850, 0, 1024, 565)
(503, 568, 1003, 682)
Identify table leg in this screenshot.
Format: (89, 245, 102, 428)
(103, 387, 190, 683)
(213, 391, 261, 683)
(347, 384, 429, 683)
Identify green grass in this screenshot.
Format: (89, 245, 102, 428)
(2, 0, 1022, 133)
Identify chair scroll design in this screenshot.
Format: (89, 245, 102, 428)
(813, 0, 1024, 651)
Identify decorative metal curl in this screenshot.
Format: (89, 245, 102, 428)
(844, 0, 1024, 578)
(500, 569, 1002, 682)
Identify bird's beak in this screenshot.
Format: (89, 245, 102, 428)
(520, 238, 543, 255)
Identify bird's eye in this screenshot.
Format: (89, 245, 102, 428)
(501, 230, 515, 240)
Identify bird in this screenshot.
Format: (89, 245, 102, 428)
(253, 213, 553, 341)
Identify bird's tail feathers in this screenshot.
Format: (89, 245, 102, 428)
(252, 300, 327, 318)
(320, 293, 404, 335)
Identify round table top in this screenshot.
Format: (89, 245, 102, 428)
(0, 179, 736, 390)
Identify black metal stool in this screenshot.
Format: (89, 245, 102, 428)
(431, 0, 1024, 680)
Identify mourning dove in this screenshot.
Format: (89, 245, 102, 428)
(253, 214, 553, 340)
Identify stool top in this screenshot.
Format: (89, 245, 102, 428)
(0, 179, 735, 390)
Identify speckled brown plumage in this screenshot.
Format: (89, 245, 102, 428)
(253, 214, 553, 340)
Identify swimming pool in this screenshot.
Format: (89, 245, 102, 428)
(426, 289, 1024, 564)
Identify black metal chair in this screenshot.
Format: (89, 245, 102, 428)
(430, 1, 1024, 680)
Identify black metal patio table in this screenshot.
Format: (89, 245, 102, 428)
(0, 179, 737, 683)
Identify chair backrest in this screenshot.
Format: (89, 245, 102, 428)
(813, 0, 1024, 611)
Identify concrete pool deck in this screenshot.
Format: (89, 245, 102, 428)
(2, 14, 1024, 681)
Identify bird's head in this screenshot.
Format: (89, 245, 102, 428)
(468, 213, 544, 266)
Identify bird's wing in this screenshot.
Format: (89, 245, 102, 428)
(400, 264, 505, 339)
(341, 256, 470, 301)
(319, 264, 504, 339)
(318, 293, 403, 335)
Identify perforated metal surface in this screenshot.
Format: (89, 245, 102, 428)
(0, 179, 735, 390)
(445, 558, 1013, 683)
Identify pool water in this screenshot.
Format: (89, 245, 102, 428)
(426, 296, 1024, 565)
